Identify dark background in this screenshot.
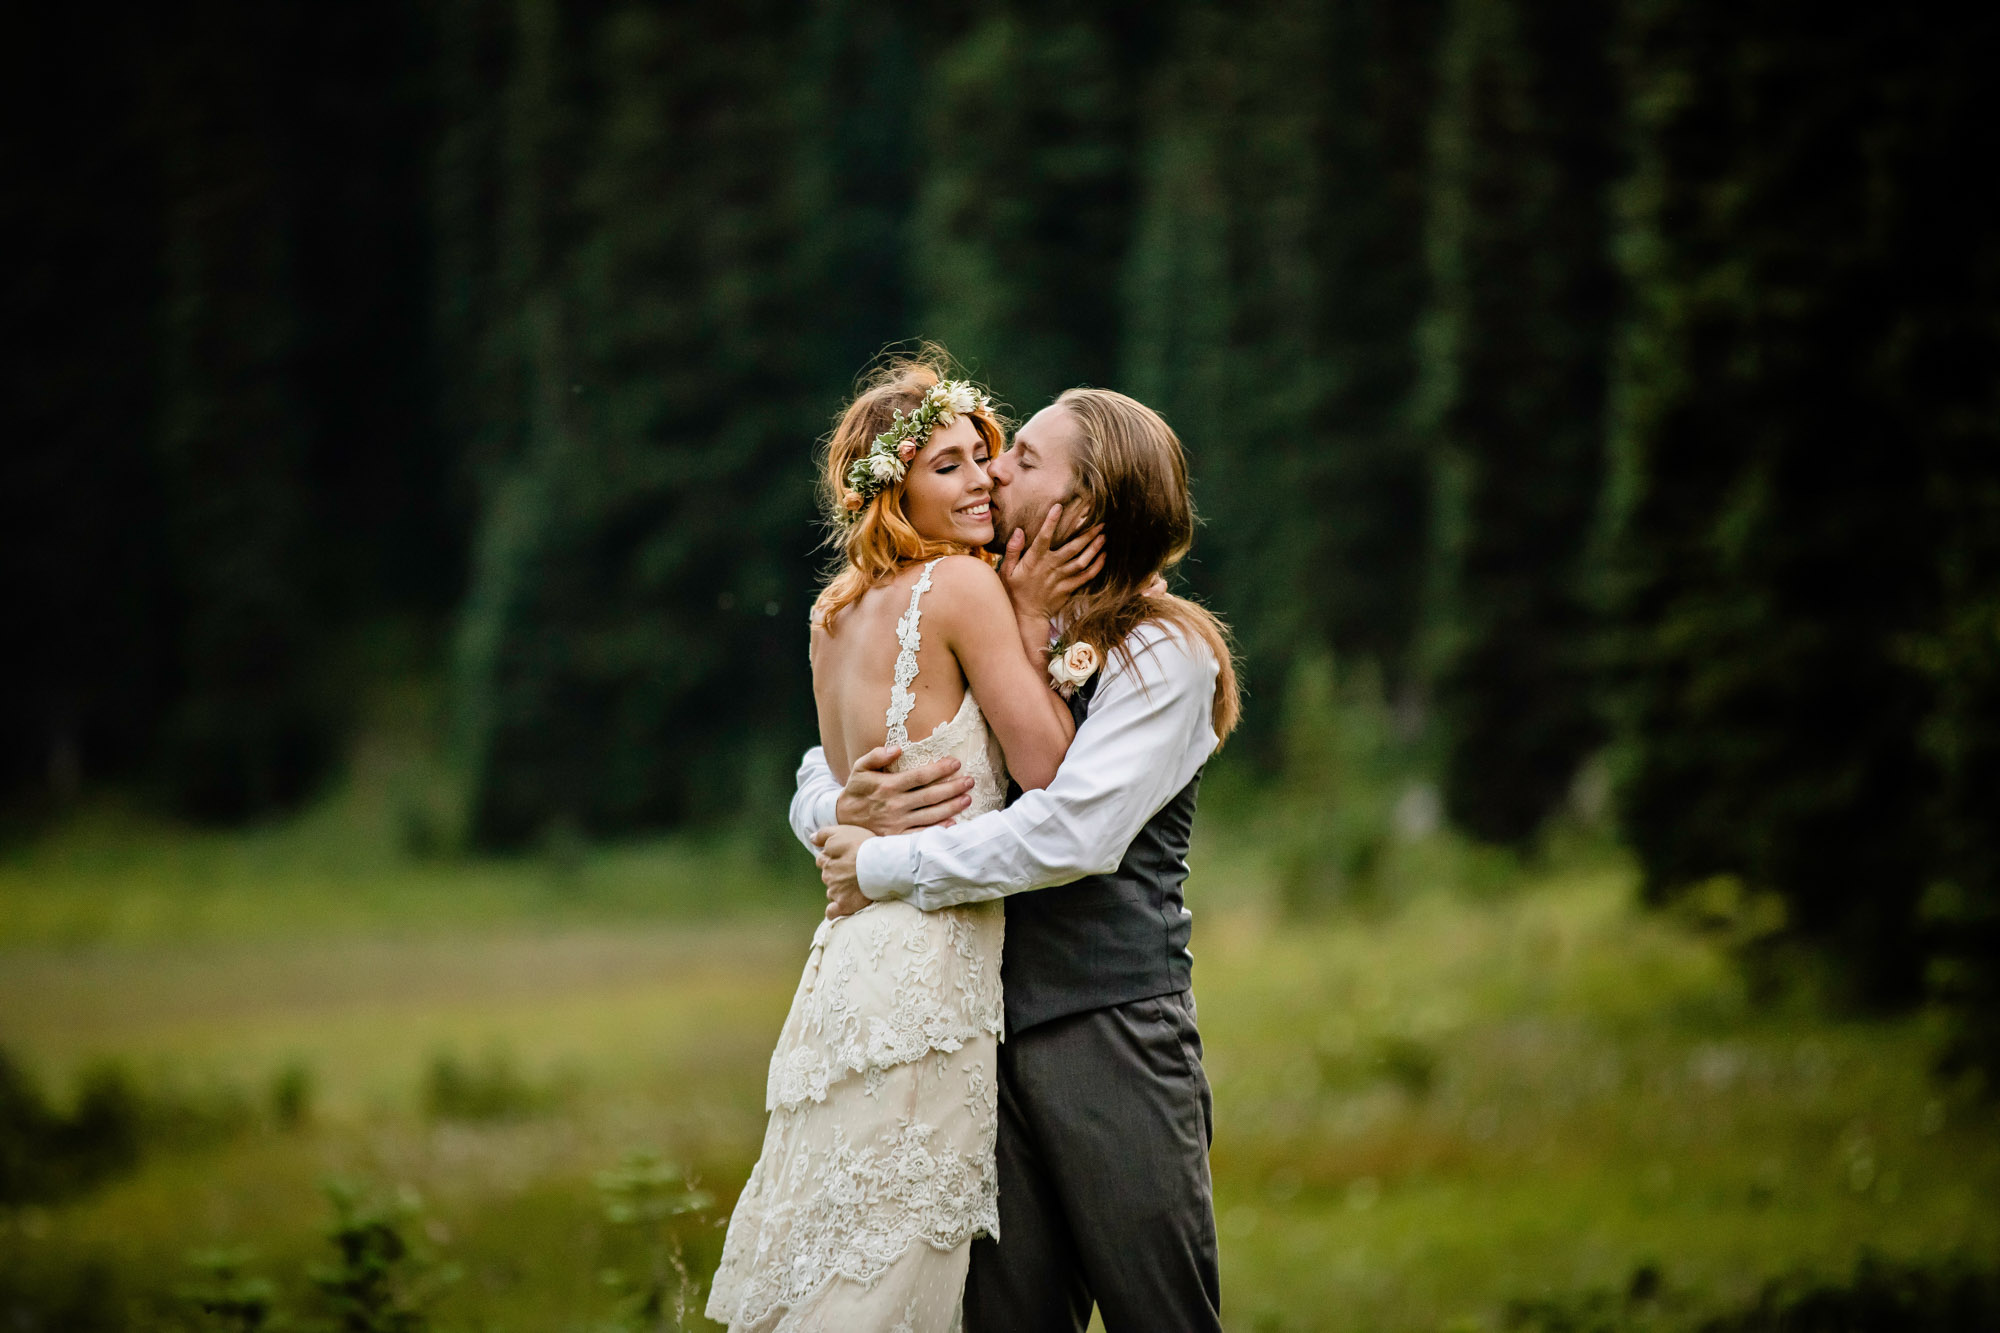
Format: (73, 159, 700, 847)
(4, 0, 1997, 1065)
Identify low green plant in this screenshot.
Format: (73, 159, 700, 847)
(177, 1248, 282, 1332)
(593, 1151, 714, 1332)
(1, 1050, 142, 1205)
(1270, 652, 1404, 912)
(1504, 1254, 2000, 1331)
(270, 1063, 315, 1132)
(422, 1047, 561, 1122)
(309, 1182, 451, 1333)
(2, 1047, 308, 1208)
(0, 1255, 129, 1331)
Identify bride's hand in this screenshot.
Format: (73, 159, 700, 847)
(999, 503, 1105, 620)
(811, 825, 876, 919)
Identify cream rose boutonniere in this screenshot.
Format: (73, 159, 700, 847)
(1047, 640, 1100, 698)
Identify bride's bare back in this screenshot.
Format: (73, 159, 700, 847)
(812, 563, 971, 783)
(810, 554, 1073, 791)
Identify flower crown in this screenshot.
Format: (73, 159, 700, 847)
(839, 379, 994, 521)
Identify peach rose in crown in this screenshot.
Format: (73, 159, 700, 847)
(898, 439, 918, 462)
(842, 490, 864, 512)
(1047, 640, 1100, 697)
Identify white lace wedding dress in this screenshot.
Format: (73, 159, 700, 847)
(708, 559, 1008, 1333)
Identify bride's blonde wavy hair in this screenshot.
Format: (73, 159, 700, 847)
(814, 349, 1008, 631)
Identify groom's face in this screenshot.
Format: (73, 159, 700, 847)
(987, 404, 1084, 553)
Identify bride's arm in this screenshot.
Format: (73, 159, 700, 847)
(928, 555, 1075, 791)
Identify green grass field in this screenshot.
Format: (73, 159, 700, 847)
(2, 798, 1995, 1330)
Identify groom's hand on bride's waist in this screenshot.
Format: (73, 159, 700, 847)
(834, 746, 973, 835)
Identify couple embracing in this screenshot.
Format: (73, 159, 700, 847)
(707, 351, 1240, 1333)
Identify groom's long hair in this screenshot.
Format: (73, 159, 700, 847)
(1057, 388, 1241, 743)
(814, 350, 1008, 631)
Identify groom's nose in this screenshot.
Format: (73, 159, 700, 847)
(987, 450, 1013, 486)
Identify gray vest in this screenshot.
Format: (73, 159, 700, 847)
(1002, 673, 1202, 1034)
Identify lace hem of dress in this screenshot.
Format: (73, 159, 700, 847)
(708, 1230, 982, 1333)
(705, 1116, 998, 1331)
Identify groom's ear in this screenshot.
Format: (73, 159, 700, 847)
(1053, 495, 1093, 542)
(1064, 500, 1096, 544)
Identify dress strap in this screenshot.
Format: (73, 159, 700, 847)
(885, 558, 946, 746)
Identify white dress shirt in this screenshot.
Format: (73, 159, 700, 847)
(789, 621, 1220, 911)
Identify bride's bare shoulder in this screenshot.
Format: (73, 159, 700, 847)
(924, 554, 1007, 614)
(927, 552, 1001, 591)
(919, 557, 1009, 654)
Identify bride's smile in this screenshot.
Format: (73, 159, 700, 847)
(902, 415, 997, 547)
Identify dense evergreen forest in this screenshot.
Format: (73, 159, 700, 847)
(4, 1, 1996, 1064)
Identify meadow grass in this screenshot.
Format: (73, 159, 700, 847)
(2, 805, 1995, 1330)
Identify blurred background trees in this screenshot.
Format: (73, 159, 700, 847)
(3, 0, 1996, 1065)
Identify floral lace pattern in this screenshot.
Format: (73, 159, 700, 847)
(766, 899, 1003, 1112)
(709, 1063, 995, 1330)
(709, 560, 1008, 1333)
(885, 559, 942, 749)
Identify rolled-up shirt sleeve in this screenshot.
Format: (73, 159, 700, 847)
(789, 746, 842, 853)
(856, 623, 1218, 911)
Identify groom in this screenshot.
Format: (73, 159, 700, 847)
(795, 387, 1237, 1332)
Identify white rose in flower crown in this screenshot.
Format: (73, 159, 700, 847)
(1047, 640, 1100, 697)
(945, 383, 980, 415)
(868, 452, 902, 483)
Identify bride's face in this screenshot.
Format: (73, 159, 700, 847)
(902, 414, 994, 547)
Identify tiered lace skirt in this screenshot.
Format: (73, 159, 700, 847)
(707, 898, 1004, 1333)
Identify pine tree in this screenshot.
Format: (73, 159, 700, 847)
(151, 0, 333, 819)
(1607, 0, 2000, 1006)
(1419, 0, 1618, 846)
(0, 8, 173, 811)
(453, 1, 820, 843)
(909, 3, 1152, 412)
(1123, 0, 1442, 756)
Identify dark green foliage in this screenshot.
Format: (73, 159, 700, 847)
(1420, 0, 1618, 846)
(911, 4, 1152, 410)
(0, 1052, 142, 1206)
(151, 3, 378, 821)
(0, 1257, 129, 1333)
(1125, 0, 1441, 751)
(2, 0, 449, 824)
(270, 1063, 315, 1133)
(0, 8, 174, 822)
(451, 1, 827, 843)
(0, 1049, 319, 1208)
(309, 1184, 436, 1333)
(1605, 1, 2000, 1008)
(1705, 1255, 2000, 1332)
(1270, 652, 1400, 909)
(593, 1151, 715, 1332)
(1504, 1255, 2000, 1332)
(422, 1047, 561, 1122)
(178, 1250, 282, 1333)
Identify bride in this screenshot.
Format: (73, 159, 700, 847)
(707, 355, 1100, 1332)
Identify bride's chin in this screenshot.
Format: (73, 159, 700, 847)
(960, 519, 994, 544)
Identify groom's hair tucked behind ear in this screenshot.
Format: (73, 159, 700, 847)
(815, 346, 1008, 630)
(1057, 388, 1241, 743)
